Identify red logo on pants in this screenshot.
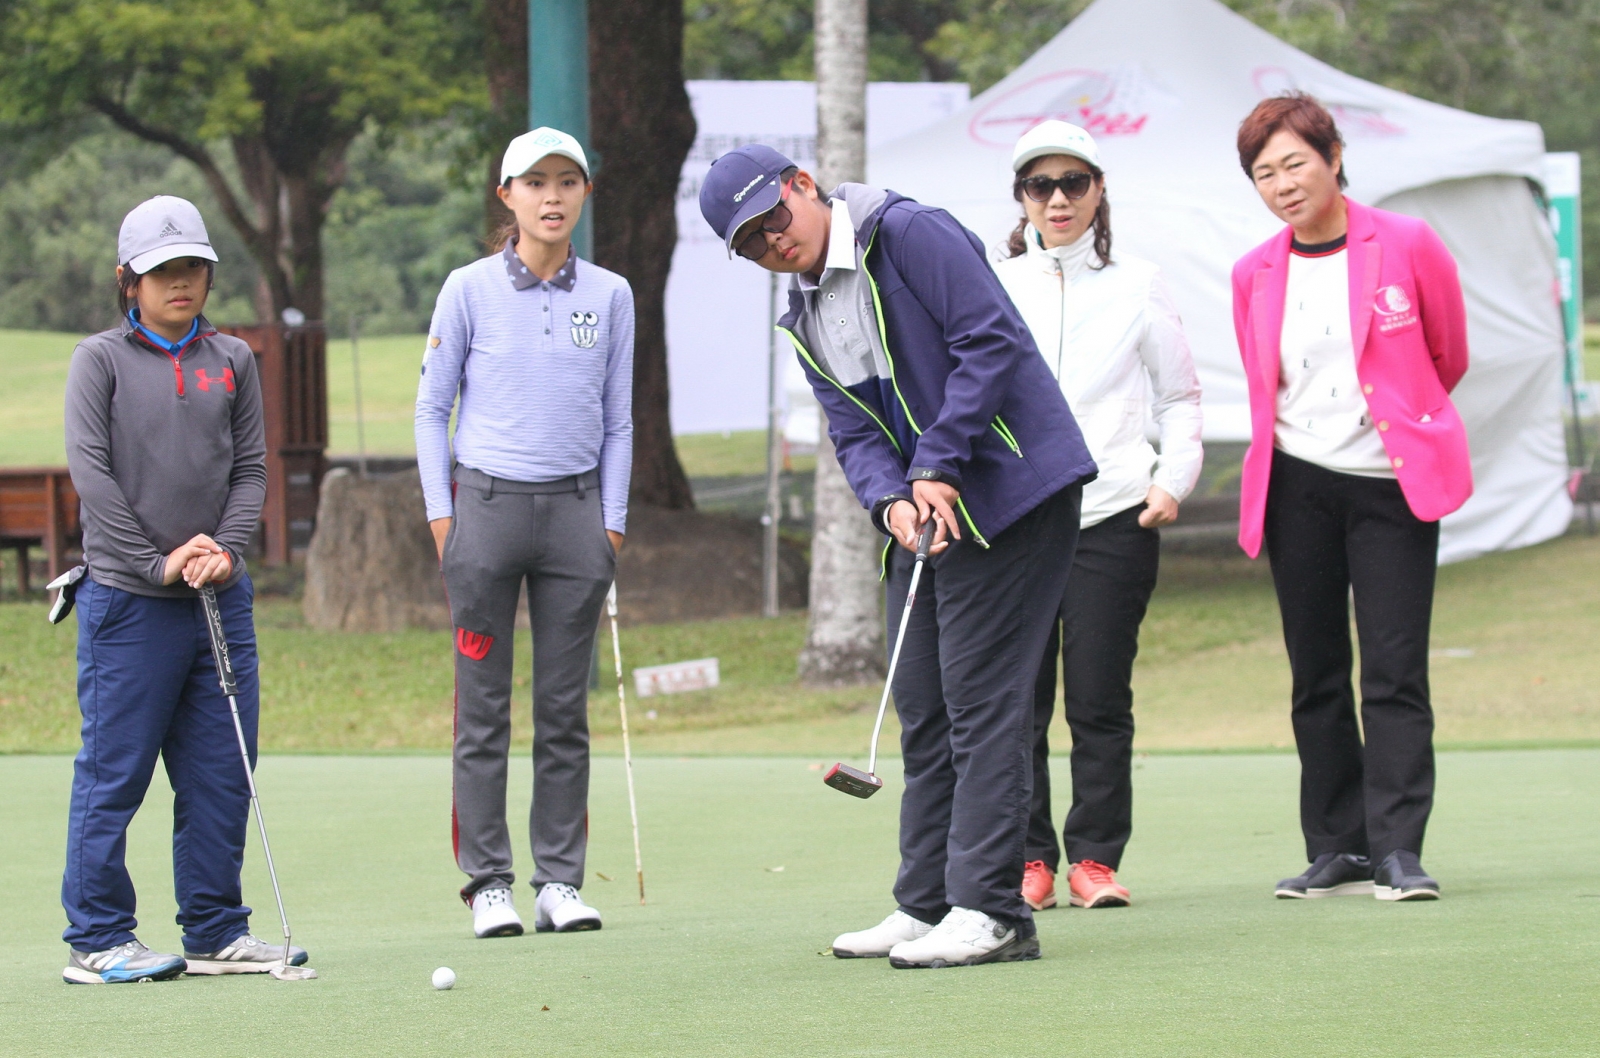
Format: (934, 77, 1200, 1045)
(456, 628, 493, 660)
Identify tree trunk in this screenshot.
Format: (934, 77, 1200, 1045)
(797, 433, 887, 683)
(482, 0, 528, 241)
(799, 0, 884, 685)
(589, 0, 697, 511)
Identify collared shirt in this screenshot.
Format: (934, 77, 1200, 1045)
(790, 193, 889, 388)
(415, 238, 635, 531)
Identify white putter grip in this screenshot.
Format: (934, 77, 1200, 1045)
(199, 586, 239, 697)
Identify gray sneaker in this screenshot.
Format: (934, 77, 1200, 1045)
(63, 939, 186, 984)
(183, 933, 309, 974)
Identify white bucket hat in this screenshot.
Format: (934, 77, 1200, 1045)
(501, 127, 590, 184)
(1011, 120, 1102, 173)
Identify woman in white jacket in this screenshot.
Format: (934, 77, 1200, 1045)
(994, 121, 1203, 913)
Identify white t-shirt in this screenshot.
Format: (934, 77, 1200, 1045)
(1274, 243, 1394, 477)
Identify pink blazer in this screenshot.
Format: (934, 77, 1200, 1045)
(1231, 197, 1472, 558)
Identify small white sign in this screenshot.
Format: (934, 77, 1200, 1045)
(633, 658, 720, 698)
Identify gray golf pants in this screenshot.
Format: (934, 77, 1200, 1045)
(442, 464, 614, 900)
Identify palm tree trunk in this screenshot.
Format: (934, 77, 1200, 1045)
(798, 0, 885, 685)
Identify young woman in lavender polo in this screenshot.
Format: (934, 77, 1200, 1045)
(415, 128, 635, 940)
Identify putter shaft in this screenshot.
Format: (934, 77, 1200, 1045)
(864, 521, 936, 778)
(200, 585, 303, 975)
(607, 583, 646, 905)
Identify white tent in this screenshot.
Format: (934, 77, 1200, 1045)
(871, 0, 1571, 562)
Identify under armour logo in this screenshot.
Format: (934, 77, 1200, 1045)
(194, 367, 234, 392)
(455, 628, 494, 661)
(570, 310, 598, 349)
(158, 221, 183, 238)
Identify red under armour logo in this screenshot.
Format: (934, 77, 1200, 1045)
(194, 367, 235, 392)
(455, 628, 494, 660)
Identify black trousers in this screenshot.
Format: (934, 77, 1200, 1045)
(890, 484, 1080, 935)
(1027, 504, 1160, 872)
(1264, 450, 1440, 865)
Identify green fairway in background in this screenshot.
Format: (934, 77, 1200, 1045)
(0, 328, 788, 475)
(0, 750, 1595, 1057)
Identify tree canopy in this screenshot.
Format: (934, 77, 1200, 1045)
(0, 0, 480, 320)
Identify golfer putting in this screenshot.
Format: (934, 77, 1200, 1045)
(56, 196, 308, 983)
(416, 127, 634, 939)
(700, 146, 1096, 968)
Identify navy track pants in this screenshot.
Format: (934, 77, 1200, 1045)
(61, 575, 258, 954)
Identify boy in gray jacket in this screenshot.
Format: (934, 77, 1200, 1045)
(58, 196, 306, 983)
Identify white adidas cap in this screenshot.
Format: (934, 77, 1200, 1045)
(500, 127, 590, 184)
(1011, 120, 1103, 173)
(118, 196, 219, 275)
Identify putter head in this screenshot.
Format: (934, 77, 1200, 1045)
(269, 963, 318, 981)
(823, 763, 883, 798)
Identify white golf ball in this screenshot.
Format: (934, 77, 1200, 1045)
(432, 966, 456, 990)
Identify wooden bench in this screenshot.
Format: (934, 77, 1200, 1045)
(0, 468, 80, 594)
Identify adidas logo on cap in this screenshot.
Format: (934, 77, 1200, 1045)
(157, 221, 183, 238)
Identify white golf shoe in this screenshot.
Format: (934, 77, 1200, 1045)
(535, 883, 602, 933)
(887, 906, 1040, 968)
(831, 910, 934, 958)
(470, 886, 524, 938)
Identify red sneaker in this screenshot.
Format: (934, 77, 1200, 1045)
(1068, 860, 1130, 908)
(1022, 860, 1057, 910)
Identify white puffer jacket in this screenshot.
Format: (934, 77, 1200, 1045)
(993, 225, 1204, 529)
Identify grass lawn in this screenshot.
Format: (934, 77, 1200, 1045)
(1, 749, 1596, 1056)
(6, 532, 1600, 755)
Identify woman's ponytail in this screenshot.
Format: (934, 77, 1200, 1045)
(1005, 218, 1030, 259)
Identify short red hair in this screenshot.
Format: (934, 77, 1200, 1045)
(1237, 92, 1347, 189)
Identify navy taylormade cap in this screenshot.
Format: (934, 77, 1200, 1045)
(699, 144, 795, 256)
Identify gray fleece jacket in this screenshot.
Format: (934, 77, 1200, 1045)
(64, 314, 267, 597)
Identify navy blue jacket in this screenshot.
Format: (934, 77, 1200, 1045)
(780, 189, 1096, 547)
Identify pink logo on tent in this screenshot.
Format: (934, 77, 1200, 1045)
(1251, 68, 1405, 137)
(969, 70, 1150, 148)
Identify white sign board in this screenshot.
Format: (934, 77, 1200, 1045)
(633, 657, 720, 698)
(667, 81, 970, 437)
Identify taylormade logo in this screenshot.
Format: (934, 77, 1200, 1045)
(731, 175, 766, 203)
(158, 221, 182, 238)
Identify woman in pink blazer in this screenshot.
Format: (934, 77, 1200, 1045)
(1231, 93, 1471, 903)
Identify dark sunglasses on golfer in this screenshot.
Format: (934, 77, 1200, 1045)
(734, 178, 794, 261)
(1021, 171, 1097, 203)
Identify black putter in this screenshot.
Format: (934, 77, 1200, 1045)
(824, 519, 935, 798)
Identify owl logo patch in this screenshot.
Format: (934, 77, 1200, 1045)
(570, 310, 599, 348)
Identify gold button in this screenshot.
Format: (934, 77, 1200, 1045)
(1363, 384, 1374, 394)
(1392, 457, 1404, 468)
(1378, 420, 1389, 431)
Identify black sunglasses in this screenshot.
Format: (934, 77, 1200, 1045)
(1021, 171, 1097, 203)
(734, 179, 794, 261)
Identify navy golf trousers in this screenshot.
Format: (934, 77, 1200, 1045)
(61, 575, 258, 954)
(889, 485, 1081, 935)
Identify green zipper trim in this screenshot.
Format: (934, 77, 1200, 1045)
(991, 416, 1023, 457)
(862, 239, 991, 549)
(780, 328, 902, 456)
(880, 538, 892, 581)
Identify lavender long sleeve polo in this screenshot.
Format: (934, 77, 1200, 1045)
(416, 242, 635, 532)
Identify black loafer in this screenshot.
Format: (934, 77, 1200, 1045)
(1275, 852, 1374, 898)
(1373, 850, 1440, 901)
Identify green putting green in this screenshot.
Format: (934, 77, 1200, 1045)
(2, 751, 1596, 1056)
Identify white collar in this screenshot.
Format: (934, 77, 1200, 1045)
(1027, 223, 1097, 279)
(822, 197, 858, 272)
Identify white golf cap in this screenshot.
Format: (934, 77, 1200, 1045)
(1011, 120, 1102, 173)
(118, 196, 219, 275)
(500, 127, 590, 184)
